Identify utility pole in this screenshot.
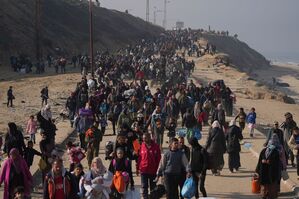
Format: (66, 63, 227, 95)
(146, 0, 150, 22)
(153, 7, 162, 25)
(89, 0, 94, 77)
(35, 0, 42, 63)
(163, 0, 167, 29)
(154, 9, 157, 24)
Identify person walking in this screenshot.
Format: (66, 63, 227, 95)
(206, 121, 226, 175)
(85, 124, 103, 168)
(84, 157, 113, 199)
(246, 107, 256, 137)
(149, 105, 166, 150)
(288, 127, 299, 179)
(43, 158, 77, 199)
(109, 147, 134, 197)
(178, 137, 190, 199)
(157, 138, 189, 199)
(256, 136, 283, 199)
(24, 140, 42, 169)
(281, 112, 297, 167)
(264, 121, 284, 147)
(39, 132, 55, 184)
(226, 120, 243, 173)
(7, 86, 14, 107)
(188, 137, 208, 198)
(3, 122, 26, 156)
(211, 104, 226, 128)
(41, 86, 49, 106)
(0, 148, 33, 199)
(137, 133, 161, 199)
(25, 115, 38, 144)
(234, 107, 246, 131)
(65, 92, 77, 128)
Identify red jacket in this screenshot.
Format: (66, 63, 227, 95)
(137, 141, 161, 175)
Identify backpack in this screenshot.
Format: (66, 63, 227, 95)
(112, 171, 126, 194)
(112, 159, 130, 194)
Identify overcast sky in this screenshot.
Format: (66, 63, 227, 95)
(99, 0, 299, 62)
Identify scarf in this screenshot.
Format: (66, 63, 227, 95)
(91, 157, 106, 177)
(265, 134, 281, 159)
(9, 148, 21, 173)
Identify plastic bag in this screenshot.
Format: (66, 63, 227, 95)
(193, 128, 202, 140)
(177, 127, 187, 137)
(186, 128, 202, 141)
(181, 177, 196, 198)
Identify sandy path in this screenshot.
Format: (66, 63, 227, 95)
(0, 54, 299, 198)
(0, 66, 81, 134)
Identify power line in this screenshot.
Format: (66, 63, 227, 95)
(146, 0, 150, 22)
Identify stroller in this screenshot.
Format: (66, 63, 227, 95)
(105, 141, 114, 160)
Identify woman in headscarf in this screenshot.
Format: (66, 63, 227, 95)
(84, 157, 113, 199)
(256, 134, 284, 199)
(211, 104, 226, 128)
(205, 120, 226, 175)
(193, 101, 204, 130)
(3, 122, 26, 156)
(39, 132, 55, 184)
(226, 120, 243, 173)
(0, 148, 33, 199)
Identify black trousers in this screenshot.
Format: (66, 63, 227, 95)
(141, 173, 156, 198)
(7, 98, 13, 107)
(193, 171, 207, 198)
(112, 120, 117, 135)
(79, 133, 86, 149)
(42, 98, 48, 106)
(164, 174, 180, 199)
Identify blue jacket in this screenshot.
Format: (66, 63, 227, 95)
(246, 112, 256, 124)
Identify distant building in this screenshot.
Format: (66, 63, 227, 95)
(176, 21, 184, 30)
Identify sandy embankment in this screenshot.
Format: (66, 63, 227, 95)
(0, 67, 81, 134)
(190, 54, 299, 125)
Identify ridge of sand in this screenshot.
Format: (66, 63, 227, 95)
(189, 54, 299, 125)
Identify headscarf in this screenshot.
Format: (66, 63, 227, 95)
(212, 120, 220, 129)
(9, 148, 21, 173)
(91, 157, 106, 177)
(265, 134, 281, 159)
(8, 122, 18, 135)
(41, 105, 52, 120)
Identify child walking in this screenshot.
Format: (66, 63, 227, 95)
(24, 140, 42, 168)
(109, 147, 134, 198)
(26, 115, 38, 144)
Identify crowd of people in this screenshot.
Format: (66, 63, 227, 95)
(0, 28, 296, 199)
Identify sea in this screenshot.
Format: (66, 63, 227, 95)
(262, 51, 299, 66)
